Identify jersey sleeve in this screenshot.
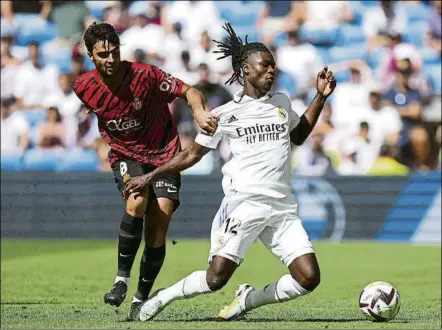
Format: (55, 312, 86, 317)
(278, 93, 300, 131)
(152, 65, 184, 103)
(195, 130, 222, 149)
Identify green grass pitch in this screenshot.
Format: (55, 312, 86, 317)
(1, 240, 440, 329)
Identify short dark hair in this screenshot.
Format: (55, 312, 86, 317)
(213, 22, 271, 85)
(360, 121, 369, 130)
(83, 22, 120, 53)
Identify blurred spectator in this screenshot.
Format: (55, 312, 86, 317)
(35, 106, 66, 149)
(1, 33, 20, 99)
(368, 144, 409, 175)
(1, 97, 30, 154)
(128, 0, 163, 25)
(256, 1, 297, 44)
(384, 63, 431, 170)
(294, 1, 353, 29)
(161, 1, 223, 46)
(361, 84, 403, 152)
(46, 1, 95, 49)
(269, 45, 297, 98)
(363, 0, 407, 50)
(71, 50, 88, 81)
(276, 28, 324, 95)
(77, 105, 100, 149)
(44, 72, 82, 148)
(44, 73, 82, 119)
(426, 0, 442, 56)
(189, 31, 230, 79)
(337, 139, 366, 175)
(101, 1, 129, 33)
(131, 48, 148, 64)
(1, 33, 19, 67)
(119, 11, 165, 61)
(330, 61, 374, 135)
(159, 22, 186, 71)
(13, 42, 58, 110)
(353, 121, 380, 173)
(293, 131, 335, 176)
(1, 1, 52, 36)
(92, 137, 112, 172)
(194, 63, 232, 110)
(172, 50, 199, 85)
(384, 49, 430, 102)
(377, 33, 425, 93)
(436, 124, 442, 169)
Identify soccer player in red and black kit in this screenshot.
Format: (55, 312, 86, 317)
(72, 22, 217, 320)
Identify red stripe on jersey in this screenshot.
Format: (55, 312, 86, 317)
(72, 61, 184, 167)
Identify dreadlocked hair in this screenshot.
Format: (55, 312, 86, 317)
(213, 22, 271, 86)
(84, 22, 120, 53)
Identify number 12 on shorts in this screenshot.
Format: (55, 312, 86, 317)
(224, 217, 240, 235)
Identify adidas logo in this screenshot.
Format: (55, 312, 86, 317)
(228, 115, 238, 123)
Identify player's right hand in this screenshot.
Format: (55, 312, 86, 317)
(123, 174, 152, 199)
(194, 108, 218, 135)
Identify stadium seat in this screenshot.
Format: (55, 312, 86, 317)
(399, 3, 430, 23)
(423, 64, 442, 95)
(299, 26, 339, 46)
(55, 149, 99, 172)
(23, 149, 68, 171)
(40, 45, 72, 73)
(367, 47, 388, 71)
(1, 152, 24, 171)
(403, 22, 429, 48)
(348, 2, 364, 25)
(15, 22, 57, 47)
(360, 1, 380, 7)
(17, 109, 47, 128)
(328, 44, 368, 63)
(333, 69, 352, 84)
(336, 24, 366, 46)
(418, 48, 441, 66)
(272, 32, 288, 47)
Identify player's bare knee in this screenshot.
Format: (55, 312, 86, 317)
(289, 254, 321, 292)
(206, 273, 229, 292)
(126, 194, 148, 217)
(409, 127, 429, 145)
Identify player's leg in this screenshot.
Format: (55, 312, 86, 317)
(138, 195, 267, 321)
(242, 214, 319, 313)
(105, 160, 149, 307)
(127, 173, 181, 320)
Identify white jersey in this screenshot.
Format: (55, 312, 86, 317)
(195, 90, 300, 199)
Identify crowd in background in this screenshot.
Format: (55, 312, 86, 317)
(1, 0, 441, 175)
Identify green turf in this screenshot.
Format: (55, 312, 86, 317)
(1, 240, 440, 329)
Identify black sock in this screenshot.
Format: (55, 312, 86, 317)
(117, 212, 144, 278)
(135, 244, 166, 300)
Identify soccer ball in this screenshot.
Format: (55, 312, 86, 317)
(359, 281, 401, 322)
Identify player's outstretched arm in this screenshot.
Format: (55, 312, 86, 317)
(123, 142, 210, 198)
(180, 83, 218, 135)
(290, 66, 336, 146)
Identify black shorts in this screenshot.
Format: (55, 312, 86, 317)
(112, 159, 181, 210)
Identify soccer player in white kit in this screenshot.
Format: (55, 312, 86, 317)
(124, 23, 337, 322)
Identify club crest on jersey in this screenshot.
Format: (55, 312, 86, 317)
(133, 97, 142, 111)
(277, 107, 287, 119)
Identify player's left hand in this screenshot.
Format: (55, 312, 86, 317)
(123, 174, 152, 200)
(316, 66, 336, 98)
(194, 107, 218, 135)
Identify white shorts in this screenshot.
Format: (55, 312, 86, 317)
(209, 190, 314, 266)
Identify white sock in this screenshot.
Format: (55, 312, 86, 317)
(245, 274, 308, 310)
(115, 276, 130, 286)
(157, 271, 212, 305)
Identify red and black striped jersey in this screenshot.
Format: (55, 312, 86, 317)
(73, 61, 183, 167)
